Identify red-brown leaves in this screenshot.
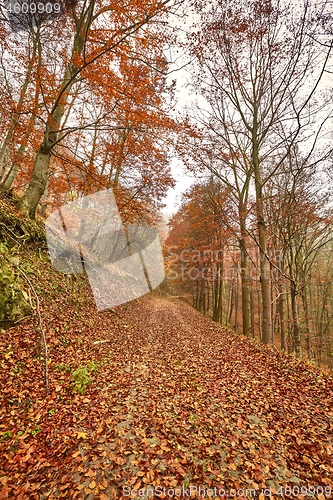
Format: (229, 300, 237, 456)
(1, 292, 333, 496)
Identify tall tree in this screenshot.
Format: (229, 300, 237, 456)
(13, 0, 182, 217)
(183, 0, 333, 344)
(266, 160, 333, 357)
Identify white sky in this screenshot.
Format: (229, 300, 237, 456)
(161, 77, 197, 216)
(160, 4, 199, 216)
(161, 157, 195, 216)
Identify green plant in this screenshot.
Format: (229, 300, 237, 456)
(0, 242, 8, 255)
(13, 361, 24, 374)
(20, 263, 33, 274)
(86, 360, 100, 372)
(1, 431, 12, 440)
(54, 363, 71, 373)
(0, 256, 31, 328)
(48, 409, 56, 416)
(70, 361, 101, 394)
(60, 336, 70, 347)
(31, 426, 41, 436)
(71, 366, 92, 394)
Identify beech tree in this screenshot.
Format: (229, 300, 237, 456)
(182, 0, 333, 345)
(0, 0, 184, 217)
(165, 179, 235, 321)
(264, 159, 333, 357)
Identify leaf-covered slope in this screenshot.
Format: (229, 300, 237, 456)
(1, 293, 332, 499)
(0, 191, 45, 329)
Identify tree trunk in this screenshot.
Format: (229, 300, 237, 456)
(278, 288, 286, 351)
(213, 260, 223, 323)
(234, 273, 239, 333)
(253, 131, 272, 344)
(218, 276, 223, 324)
(301, 288, 311, 359)
(18, 149, 51, 218)
(2, 161, 19, 191)
(239, 211, 251, 336)
(0, 150, 10, 184)
(17, 10, 91, 218)
(290, 279, 301, 357)
(227, 281, 234, 326)
(250, 287, 255, 338)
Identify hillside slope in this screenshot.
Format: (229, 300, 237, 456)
(1, 293, 333, 498)
(0, 193, 332, 499)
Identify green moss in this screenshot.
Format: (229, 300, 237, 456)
(0, 253, 31, 329)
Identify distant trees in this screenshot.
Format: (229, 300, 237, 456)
(0, 22, 44, 188)
(264, 161, 333, 358)
(167, 170, 333, 367)
(165, 179, 235, 322)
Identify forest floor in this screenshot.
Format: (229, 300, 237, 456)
(1, 288, 333, 499)
(0, 192, 333, 499)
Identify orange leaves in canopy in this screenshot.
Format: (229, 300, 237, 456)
(166, 179, 234, 265)
(2, 0, 179, 221)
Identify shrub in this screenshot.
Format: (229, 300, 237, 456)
(70, 365, 92, 394)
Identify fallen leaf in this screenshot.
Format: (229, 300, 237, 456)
(76, 432, 87, 439)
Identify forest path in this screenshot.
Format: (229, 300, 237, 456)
(1, 297, 333, 499)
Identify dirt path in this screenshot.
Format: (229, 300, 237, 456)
(1, 297, 333, 499)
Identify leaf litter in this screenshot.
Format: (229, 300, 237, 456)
(1, 290, 333, 499)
